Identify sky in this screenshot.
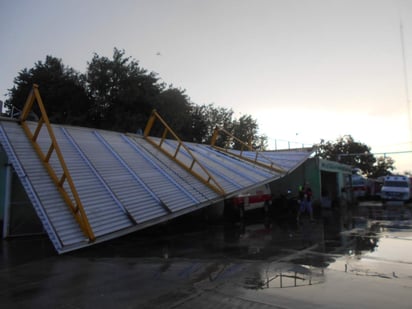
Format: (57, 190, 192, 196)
(1, 0, 412, 172)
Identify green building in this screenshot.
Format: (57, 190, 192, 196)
(270, 157, 353, 208)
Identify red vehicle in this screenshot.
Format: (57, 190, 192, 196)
(225, 184, 272, 218)
(351, 171, 383, 200)
(351, 173, 369, 199)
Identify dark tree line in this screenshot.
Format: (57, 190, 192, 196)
(4, 48, 263, 150)
(3, 48, 396, 175)
(6, 55, 91, 125)
(316, 135, 395, 178)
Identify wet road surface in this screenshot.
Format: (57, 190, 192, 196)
(1, 201, 412, 308)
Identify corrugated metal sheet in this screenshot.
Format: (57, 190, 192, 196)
(231, 149, 313, 172)
(0, 121, 85, 252)
(0, 119, 313, 253)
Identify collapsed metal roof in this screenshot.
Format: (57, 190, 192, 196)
(0, 87, 313, 254)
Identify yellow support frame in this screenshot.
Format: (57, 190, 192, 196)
(211, 126, 286, 174)
(143, 110, 225, 195)
(19, 84, 95, 241)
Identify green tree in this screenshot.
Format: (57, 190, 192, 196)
(190, 104, 209, 143)
(232, 114, 259, 150)
(257, 134, 269, 151)
(369, 156, 395, 178)
(317, 135, 395, 177)
(154, 87, 194, 141)
(195, 104, 234, 146)
(190, 105, 264, 149)
(4, 56, 90, 125)
(85, 48, 162, 131)
(4, 48, 267, 148)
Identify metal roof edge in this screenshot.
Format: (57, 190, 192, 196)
(264, 146, 316, 153)
(0, 123, 64, 251)
(281, 152, 313, 176)
(0, 116, 19, 123)
(57, 196, 226, 254)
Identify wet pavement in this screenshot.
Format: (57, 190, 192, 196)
(1, 200, 412, 308)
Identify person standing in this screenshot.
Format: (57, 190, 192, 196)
(297, 182, 314, 222)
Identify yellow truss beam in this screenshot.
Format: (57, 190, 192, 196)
(211, 126, 286, 174)
(19, 84, 95, 242)
(143, 110, 225, 195)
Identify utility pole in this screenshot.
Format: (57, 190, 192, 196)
(400, 19, 412, 148)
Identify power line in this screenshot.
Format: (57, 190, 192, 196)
(373, 141, 412, 147)
(373, 150, 412, 156)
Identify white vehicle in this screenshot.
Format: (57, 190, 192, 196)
(380, 175, 412, 202)
(225, 184, 272, 218)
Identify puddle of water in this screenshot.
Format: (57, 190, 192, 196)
(327, 205, 412, 281)
(365, 235, 412, 262)
(2, 203, 412, 271)
(2, 202, 412, 308)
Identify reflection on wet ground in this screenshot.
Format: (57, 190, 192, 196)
(1, 201, 412, 308)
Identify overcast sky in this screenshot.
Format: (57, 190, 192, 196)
(1, 0, 411, 171)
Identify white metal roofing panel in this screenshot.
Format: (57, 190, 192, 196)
(32, 124, 135, 236)
(99, 132, 214, 212)
(0, 121, 86, 250)
(0, 119, 312, 254)
(127, 135, 222, 201)
(64, 127, 171, 223)
(154, 139, 282, 193)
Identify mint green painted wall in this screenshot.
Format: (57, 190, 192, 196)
(270, 157, 321, 202)
(270, 157, 351, 205)
(304, 158, 321, 201)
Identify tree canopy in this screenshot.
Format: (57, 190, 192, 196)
(317, 135, 395, 178)
(85, 48, 161, 131)
(3, 48, 398, 173)
(4, 48, 263, 149)
(5, 56, 90, 125)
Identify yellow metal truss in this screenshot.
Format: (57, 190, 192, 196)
(211, 126, 286, 174)
(143, 110, 225, 195)
(19, 84, 95, 241)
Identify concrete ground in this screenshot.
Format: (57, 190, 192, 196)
(1, 200, 412, 308)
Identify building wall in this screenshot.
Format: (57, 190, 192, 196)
(270, 158, 320, 201)
(270, 157, 352, 207)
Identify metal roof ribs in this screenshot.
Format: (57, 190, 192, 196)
(0, 124, 63, 250)
(143, 110, 225, 195)
(18, 84, 95, 242)
(188, 143, 274, 182)
(163, 140, 244, 189)
(123, 134, 200, 204)
(210, 126, 287, 174)
(93, 131, 172, 214)
(61, 128, 138, 225)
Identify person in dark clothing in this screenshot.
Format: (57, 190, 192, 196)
(297, 182, 314, 221)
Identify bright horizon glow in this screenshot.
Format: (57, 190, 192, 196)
(1, 0, 411, 172)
